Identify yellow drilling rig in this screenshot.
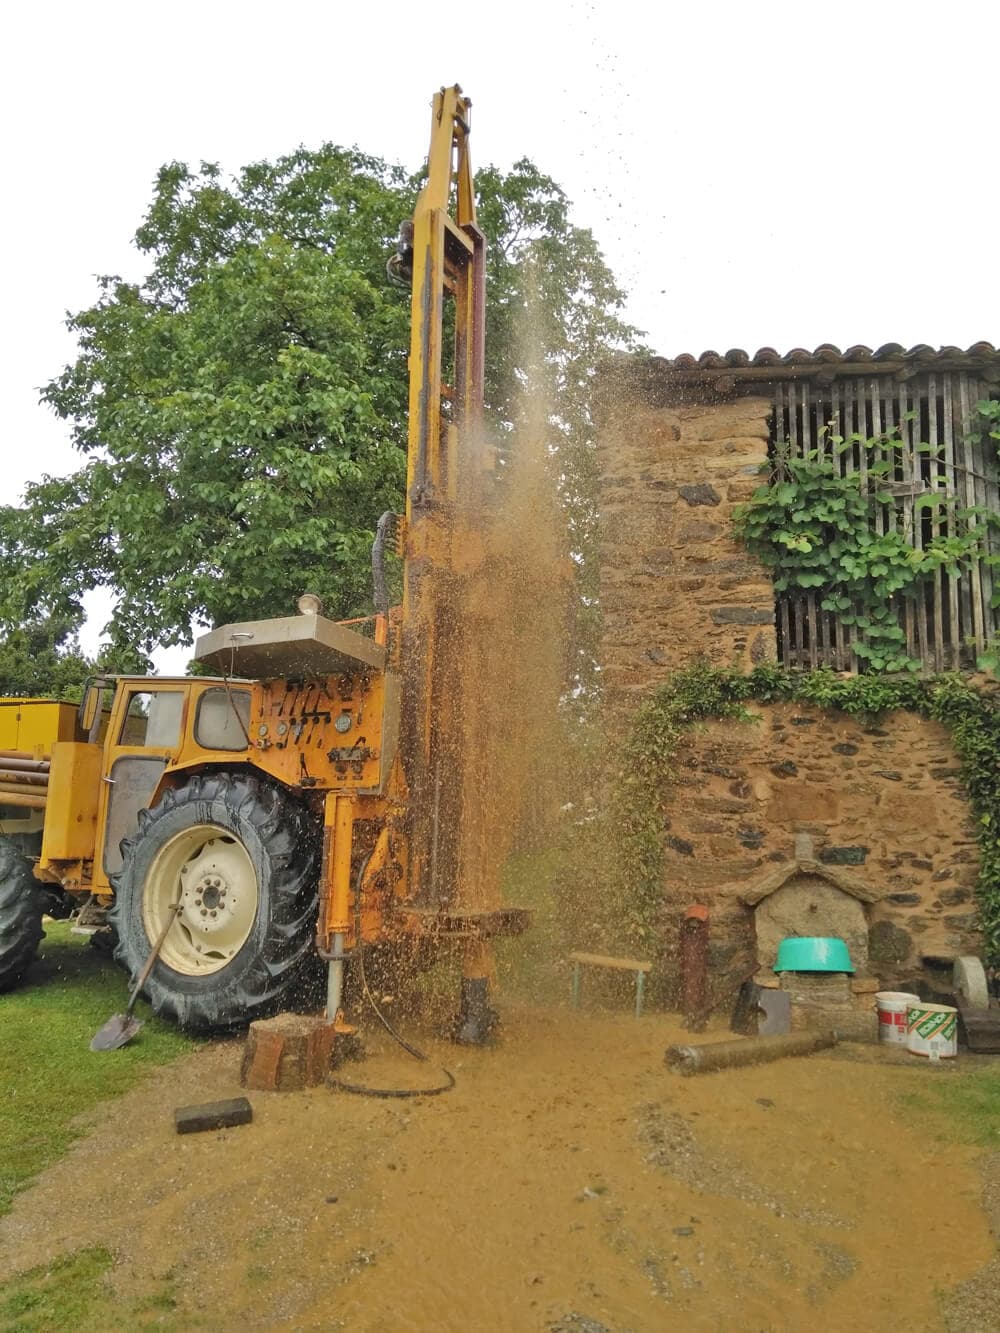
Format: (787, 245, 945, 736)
(0, 86, 530, 1042)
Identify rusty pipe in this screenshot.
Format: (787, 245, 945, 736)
(665, 1029, 837, 1076)
(680, 904, 709, 1031)
(0, 769, 49, 788)
(0, 791, 46, 809)
(0, 780, 47, 798)
(0, 756, 50, 773)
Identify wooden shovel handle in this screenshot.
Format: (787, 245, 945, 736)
(126, 903, 182, 1016)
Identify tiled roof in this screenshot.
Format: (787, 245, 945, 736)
(635, 341, 1000, 382)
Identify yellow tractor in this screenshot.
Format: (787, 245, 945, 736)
(0, 86, 529, 1040)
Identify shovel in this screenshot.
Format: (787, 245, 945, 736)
(91, 904, 182, 1051)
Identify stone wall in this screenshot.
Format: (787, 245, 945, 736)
(595, 373, 984, 1003)
(650, 702, 982, 1003)
(597, 393, 777, 702)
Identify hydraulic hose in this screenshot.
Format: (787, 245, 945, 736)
(327, 849, 456, 1099)
(371, 511, 397, 619)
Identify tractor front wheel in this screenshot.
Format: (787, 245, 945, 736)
(110, 773, 320, 1032)
(0, 836, 45, 993)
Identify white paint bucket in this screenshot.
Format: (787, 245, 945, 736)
(874, 991, 920, 1045)
(906, 1003, 959, 1059)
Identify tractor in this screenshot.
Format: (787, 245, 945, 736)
(0, 86, 531, 1040)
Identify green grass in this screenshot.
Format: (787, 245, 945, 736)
(899, 1062, 1000, 1147)
(0, 1248, 114, 1332)
(0, 1247, 192, 1332)
(0, 922, 195, 1216)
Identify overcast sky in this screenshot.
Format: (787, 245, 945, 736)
(2, 0, 996, 669)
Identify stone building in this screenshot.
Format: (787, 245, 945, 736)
(595, 342, 1000, 1005)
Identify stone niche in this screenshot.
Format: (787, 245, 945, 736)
(738, 836, 881, 976)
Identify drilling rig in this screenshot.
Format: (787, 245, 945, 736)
(0, 86, 530, 1042)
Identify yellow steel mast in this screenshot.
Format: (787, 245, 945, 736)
(400, 85, 487, 910)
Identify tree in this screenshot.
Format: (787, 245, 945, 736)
(0, 147, 636, 666)
(0, 617, 94, 700)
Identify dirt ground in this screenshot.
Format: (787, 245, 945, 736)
(1, 1004, 996, 1333)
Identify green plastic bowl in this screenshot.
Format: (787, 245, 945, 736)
(774, 936, 854, 973)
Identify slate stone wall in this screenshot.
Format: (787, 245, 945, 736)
(595, 375, 983, 1001)
(596, 393, 777, 701)
(648, 702, 982, 1004)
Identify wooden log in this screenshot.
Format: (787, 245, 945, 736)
(241, 1013, 338, 1092)
(174, 1097, 253, 1135)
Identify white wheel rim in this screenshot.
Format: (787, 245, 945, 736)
(142, 823, 259, 977)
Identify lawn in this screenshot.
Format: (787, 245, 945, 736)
(0, 1246, 194, 1333)
(0, 922, 195, 1217)
(899, 1059, 1000, 1147)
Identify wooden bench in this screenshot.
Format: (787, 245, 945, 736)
(569, 951, 652, 1018)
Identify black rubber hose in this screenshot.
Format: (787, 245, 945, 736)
(327, 849, 455, 1099)
(327, 1069, 456, 1099)
(371, 511, 396, 619)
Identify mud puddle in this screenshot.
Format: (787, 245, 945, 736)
(0, 1006, 993, 1331)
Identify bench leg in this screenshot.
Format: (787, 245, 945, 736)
(635, 970, 646, 1019)
(571, 961, 581, 1009)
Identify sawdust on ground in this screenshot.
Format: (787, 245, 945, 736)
(0, 1006, 994, 1332)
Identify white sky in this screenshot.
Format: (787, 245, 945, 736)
(2, 0, 997, 672)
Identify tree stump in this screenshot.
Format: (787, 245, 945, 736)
(241, 1013, 337, 1092)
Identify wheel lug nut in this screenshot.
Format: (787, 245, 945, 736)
(201, 909, 207, 916)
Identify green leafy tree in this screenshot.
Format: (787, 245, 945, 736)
(1, 148, 635, 668)
(0, 617, 94, 700)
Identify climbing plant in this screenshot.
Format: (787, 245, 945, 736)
(978, 397, 1000, 450)
(607, 662, 1000, 964)
(733, 427, 999, 672)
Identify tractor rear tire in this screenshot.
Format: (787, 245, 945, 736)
(110, 773, 320, 1033)
(0, 837, 45, 993)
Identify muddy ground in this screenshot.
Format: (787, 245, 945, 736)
(1, 1005, 996, 1332)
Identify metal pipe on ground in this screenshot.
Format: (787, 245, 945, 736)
(665, 1029, 837, 1076)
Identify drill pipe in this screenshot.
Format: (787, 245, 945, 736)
(665, 1029, 837, 1076)
(0, 756, 50, 773)
(0, 769, 49, 788)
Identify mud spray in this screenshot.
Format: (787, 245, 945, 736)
(399, 276, 573, 1016)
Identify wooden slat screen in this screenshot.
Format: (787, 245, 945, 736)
(773, 372, 998, 672)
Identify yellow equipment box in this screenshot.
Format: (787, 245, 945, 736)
(0, 700, 79, 755)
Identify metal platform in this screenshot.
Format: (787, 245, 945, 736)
(194, 614, 385, 680)
(396, 905, 532, 938)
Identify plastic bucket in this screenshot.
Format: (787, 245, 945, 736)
(874, 991, 920, 1045)
(906, 1003, 958, 1059)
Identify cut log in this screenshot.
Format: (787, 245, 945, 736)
(241, 1013, 338, 1092)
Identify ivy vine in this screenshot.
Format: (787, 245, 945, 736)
(610, 663, 1000, 965)
(732, 422, 1000, 672)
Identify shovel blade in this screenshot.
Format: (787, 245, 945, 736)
(90, 1013, 144, 1052)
